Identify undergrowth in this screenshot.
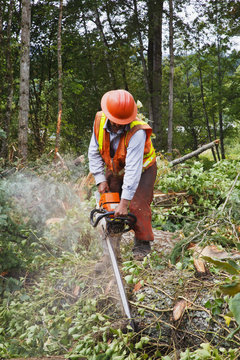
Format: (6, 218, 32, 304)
(1, 158, 240, 359)
(153, 159, 240, 232)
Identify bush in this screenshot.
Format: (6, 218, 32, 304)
(0, 182, 32, 276)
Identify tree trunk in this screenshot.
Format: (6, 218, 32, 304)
(214, 0, 225, 159)
(0, 0, 6, 135)
(0, 0, 5, 46)
(55, 0, 63, 159)
(147, 0, 163, 146)
(18, 0, 31, 162)
(212, 114, 221, 161)
(1, 0, 13, 159)
(186, 68, 198, 150)
(217, 35, 225, 159)
(30, 79, 45, 154)
(198, 63, 217, 162)
(167, 0, 174, 157)
(210, 76, 221, 160)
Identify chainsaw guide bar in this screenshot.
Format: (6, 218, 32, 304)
(90, 192, 137, 331)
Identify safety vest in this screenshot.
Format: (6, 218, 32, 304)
(94, 111, 156, 175)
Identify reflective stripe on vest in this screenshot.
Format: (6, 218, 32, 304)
(124, 119, 151, 146)
(128, 119, 156, 169)
(130, 120, 146, 128)
(143, 142, 156, 169)
(98, 112, 106, 151)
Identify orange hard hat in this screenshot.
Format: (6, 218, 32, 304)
(101, 89, 137, 125)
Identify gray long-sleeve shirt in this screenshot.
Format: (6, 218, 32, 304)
(88, 119, 146, 200)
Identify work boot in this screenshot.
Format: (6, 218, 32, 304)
(132, 238, 151, 260)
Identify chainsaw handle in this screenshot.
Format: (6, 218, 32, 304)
(90, 209, 137, 232)
(90, 208, 108, 227)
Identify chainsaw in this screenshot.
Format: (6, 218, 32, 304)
(90, 192, 137, 331)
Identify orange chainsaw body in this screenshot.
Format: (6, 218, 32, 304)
(99, 192, 120, 212)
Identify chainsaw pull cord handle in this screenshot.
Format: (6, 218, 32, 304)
(90, 209, 137, 232)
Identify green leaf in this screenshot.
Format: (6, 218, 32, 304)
(202, 256, 239, 275)
(229, 293, 240, 325)
(136, 293, 145, 302)
(124, 275, 133, 284)
(135, 340, 143, 349)
(226, 325, 240, 340)
(176, 262, 183, 270)
(0, 128, 6, 139)
(228, 259, 240, 271)
(220, 282, 240, 296)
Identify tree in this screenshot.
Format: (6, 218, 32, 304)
(30, 0, 59, 155)
(0, 0, 239, 160)
(18, 0, 31, 161)
(55, 0, 63, 158)
(0, 0, 14, 159)
(192, 0, 235, 159)
(132, 0, 164, 146)
(148, 0, 164, 147)
(167, 0, 174, 157)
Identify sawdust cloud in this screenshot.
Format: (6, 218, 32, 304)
(1, 169, 99, 254)
(1, 168, 125, 323)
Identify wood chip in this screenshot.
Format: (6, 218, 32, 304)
(173, 299, 187, 321)
(193, 258, 207, 274)
(133, 281, 144, 292)
(73, 285, 81, 297)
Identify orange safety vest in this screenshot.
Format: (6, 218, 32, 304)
(94, 111, 156, 175)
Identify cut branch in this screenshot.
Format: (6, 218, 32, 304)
(170, 140, 220, 166)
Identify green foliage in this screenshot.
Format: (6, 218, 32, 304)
(1, 159, 240, 358)
(204, 297, 225, 316)
(123, 260, 143, 285)
(0, 182, 34, 275)
(202, 257, 240, 276)
(154, 159, 240, 230)
(179, 343, 238, 360)
(0, 128, 6, 140)
(225, 128, 240, 160)
(0, 252, 97, 357)
(203, 255, 240, 331)
(0, 250, 163, 359)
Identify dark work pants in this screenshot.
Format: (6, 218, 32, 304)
(106, 162, 157, 242)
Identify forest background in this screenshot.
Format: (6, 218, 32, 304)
(1, 1, 240, 359)
(0, 0, 240, 162)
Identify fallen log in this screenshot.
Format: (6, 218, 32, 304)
(170, 139, 220, 166)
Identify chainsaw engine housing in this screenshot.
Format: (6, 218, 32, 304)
(99, 192, 120, 212)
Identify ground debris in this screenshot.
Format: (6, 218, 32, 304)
(128, 265, 240, 351)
